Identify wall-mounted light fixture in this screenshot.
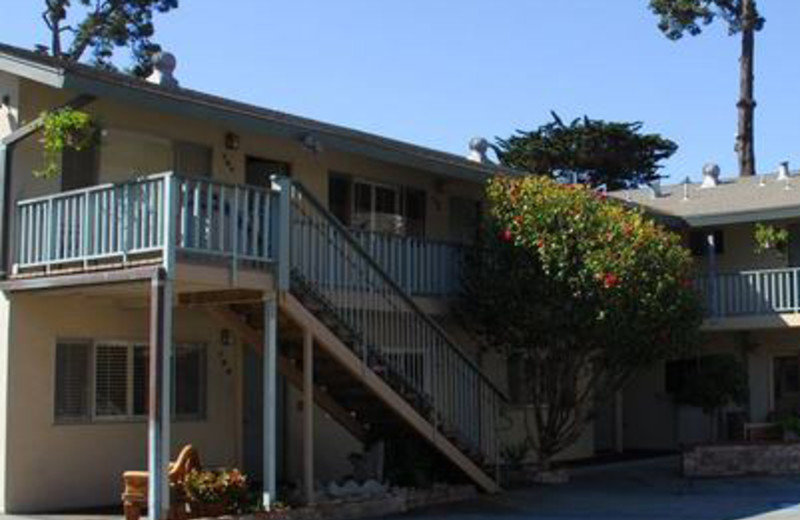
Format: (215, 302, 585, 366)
(225, 131, 240, 151)
(302, 133, 324, 154)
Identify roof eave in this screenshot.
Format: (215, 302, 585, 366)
(0, 53, 64, 88)
(682, 206, 800, 227)
(60, 69, 501, 184)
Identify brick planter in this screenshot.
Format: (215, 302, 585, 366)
(683, 441, 800, 477)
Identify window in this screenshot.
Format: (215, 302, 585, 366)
(54, 341, 91, 422)
(449, 197, 481, 244)
(328, 173, 426, 236)
(245, 157, 291, 188)
(94, 343, 135, 418)
(774, 355, 800, 415)
(689, 230, 724, 256)
(174, 141, 213, 178)
(54, 341, 206, 423)
(329, 174, 351, 225)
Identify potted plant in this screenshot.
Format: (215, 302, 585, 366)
(35, 107, 99, 179)
(754, 223, 789, 257)
(183, 468, 249, 517)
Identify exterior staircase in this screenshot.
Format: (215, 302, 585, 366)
(218, 178, 506, 492)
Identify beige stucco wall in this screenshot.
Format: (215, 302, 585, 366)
(9, 80, 483, 244)
(622, 329, 800, 451)
(690, 222, 790, 274)
(3, 291, 241, 512)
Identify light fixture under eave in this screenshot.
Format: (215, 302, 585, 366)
(302, 133, 324, 154)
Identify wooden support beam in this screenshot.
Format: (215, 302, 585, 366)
(303, 329, 314, 505)
(178, 289, 264, 307)
(204, 307, 366, 441)
(0, 265, 159, 292)
(148, 269, 172, 520)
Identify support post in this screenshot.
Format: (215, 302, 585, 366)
(707, 231, 718, 318)
(0, 143, 12, 276)
(303, 329, 314, 505)
(148, 268, 173, 520)
(272, 175, 291, 292)
(262, 296, 278, 509)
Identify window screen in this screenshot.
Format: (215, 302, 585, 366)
(94, 344, 129, 417)
(55, 342, 90, 421)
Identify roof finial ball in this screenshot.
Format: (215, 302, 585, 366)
(467, 137, 492, 164)
(700, 162, 721, 189)
(147, 51, 179, 88)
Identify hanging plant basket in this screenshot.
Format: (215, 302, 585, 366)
(754, 223, 789, 256)
(35, 107, 99, 179)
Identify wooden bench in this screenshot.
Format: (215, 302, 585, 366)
(122, 445, 201, 520)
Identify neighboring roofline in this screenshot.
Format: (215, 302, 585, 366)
(0, 43, 514, 184)
(680, 205, 800, 228)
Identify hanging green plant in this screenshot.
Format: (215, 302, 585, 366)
(35, 107, 98, 179)
(754, 223, 789, 255)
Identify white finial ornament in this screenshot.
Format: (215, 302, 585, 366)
(467, 137, 492, 164)
(146, 52, 179, 88)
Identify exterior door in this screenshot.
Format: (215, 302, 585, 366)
(788, 224, 800, 267)
(242, 347, 285, 485)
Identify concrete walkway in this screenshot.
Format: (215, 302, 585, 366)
(394, 457, 800, 520)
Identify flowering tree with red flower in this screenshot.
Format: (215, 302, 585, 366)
(459, 175, 702, 472)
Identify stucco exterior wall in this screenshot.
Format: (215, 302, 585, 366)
(691, 222, 789, 274)
(622, 329, 800, 452)
(8, 81, 483, 244)
(3, 291, 240, 512)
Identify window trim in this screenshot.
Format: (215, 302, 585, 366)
(54, 339, 208, 425)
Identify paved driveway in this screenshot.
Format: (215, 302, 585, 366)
(398, 457, 800, 520)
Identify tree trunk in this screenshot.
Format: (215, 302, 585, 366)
(48, 8, 62, 58)
(737, 0, 756, 177)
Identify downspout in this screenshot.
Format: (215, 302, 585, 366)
(0, 95, 95, 277)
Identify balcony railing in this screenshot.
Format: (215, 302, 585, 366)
(351, 230, 465, 297)
(695, 267, 800, 318)
(13, 173, 276, 273)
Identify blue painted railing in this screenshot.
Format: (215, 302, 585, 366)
(351, 231, 465, 297)
(13, 173, 276, 273)
(695, 267, 800, 318)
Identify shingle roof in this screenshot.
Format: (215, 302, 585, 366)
(611, 173, 800, 227)
(0, 42, 510, 182)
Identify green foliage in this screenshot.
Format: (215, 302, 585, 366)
(781, 415, 800, 438)
(500, 440, 531, 468)
(495, 112, 677, 190)
(649, 0, 764, 40)
(41, 0, 178, 76)
(459, 175, 702, 464)
(753, 223, 789, 255)
(673, 354, 748, 414)
(35, 107, 98, 179)
(183, 468, 249, 514)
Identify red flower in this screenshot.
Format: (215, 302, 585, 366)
(500, 229, 513, 243)
(603, 273, 620, 289)
(537, 238, 545, 249)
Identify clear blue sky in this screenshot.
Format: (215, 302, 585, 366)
(4, 1, 800, 184)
